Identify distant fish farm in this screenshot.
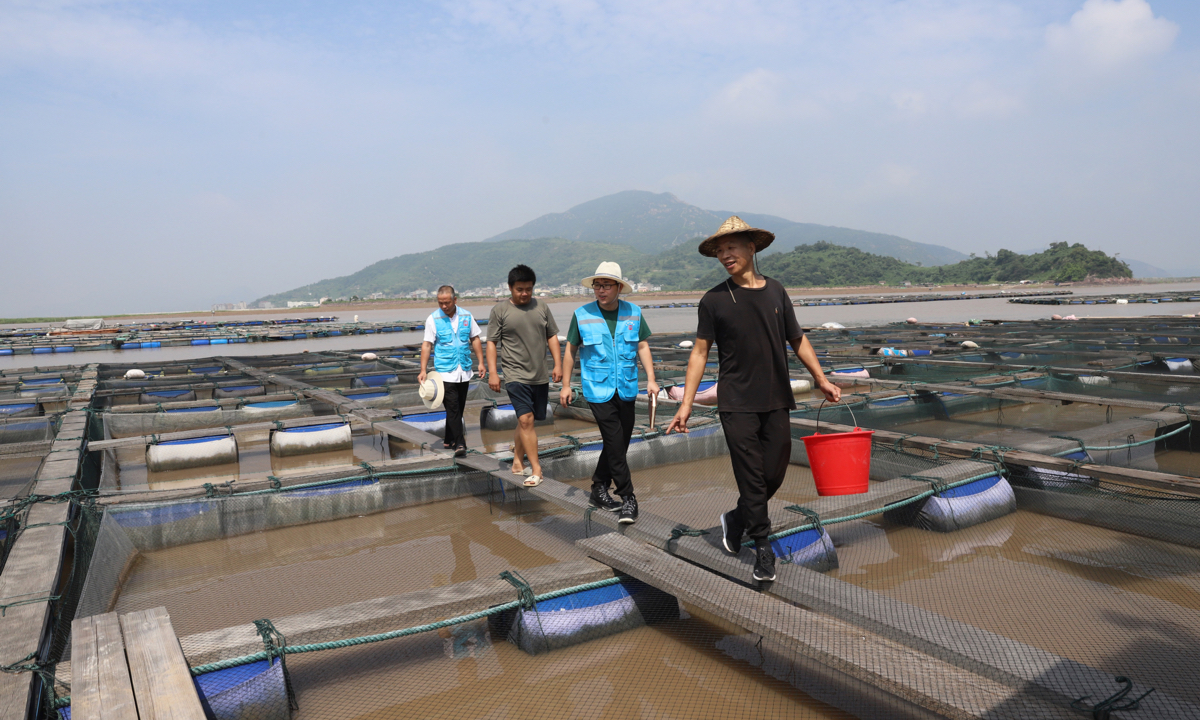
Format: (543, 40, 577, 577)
(2, 313, 1199, 720)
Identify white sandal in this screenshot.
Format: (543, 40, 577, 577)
(512, 465, 532, 477)
(524, 475, 543, 487)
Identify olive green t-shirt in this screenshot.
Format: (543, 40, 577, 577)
(486, 298, 559, 385)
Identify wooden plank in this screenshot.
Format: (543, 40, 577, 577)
(790, 417, 1200, 496)
(119, 607, 207, 720)
(179, 558, 614, 666)
(220, 356, 450, 453)
(579, 533, 1078, 720)
(0, 371, 95, 720)
(70, 613, 138, 720)
(87, 413, 371, 451)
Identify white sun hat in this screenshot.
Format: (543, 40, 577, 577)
(582, 262, 633, 294)
(418, 371, 445, 409)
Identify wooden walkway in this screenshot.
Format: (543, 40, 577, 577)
(70, 607, 207, 720)
(0, 365, 96, 720)
(459, 452, 1200, 719)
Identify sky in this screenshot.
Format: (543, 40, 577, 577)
(2, 0, 1198, 316)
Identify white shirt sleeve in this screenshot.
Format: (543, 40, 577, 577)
(469, 316, 482, 338)
(422, 313, 438, 344)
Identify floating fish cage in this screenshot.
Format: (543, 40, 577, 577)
(3, 317, 1199, 720)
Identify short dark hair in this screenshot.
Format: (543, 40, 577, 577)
(507, 264, 536, 287)
(437, 285, 455, 297)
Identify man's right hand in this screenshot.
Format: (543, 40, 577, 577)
(488, 374, 501, 393)
(559, 386, 572, 406)
(664, 405, 691, 434)
(418, 371, 427, 385)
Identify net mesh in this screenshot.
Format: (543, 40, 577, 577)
(6, 337, 1196, 720)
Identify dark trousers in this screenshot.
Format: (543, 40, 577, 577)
(720, 409, 793, 542)
(590, 395, 637, 499)
(443, 381, 470, 449)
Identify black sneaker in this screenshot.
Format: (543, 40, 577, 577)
(753, 543, 776, 582)
(720, 510, 745, 554)
(589, 484, 623, 512)
(618, 495, 639, 524)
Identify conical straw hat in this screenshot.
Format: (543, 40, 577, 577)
(698, 216, 775, 257)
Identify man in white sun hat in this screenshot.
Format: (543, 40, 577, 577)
(420, 285, 485, 458)
(666, 216, 840, 583)
(559, 262, 659, 525)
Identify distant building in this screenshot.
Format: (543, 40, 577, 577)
(287, 300, 321, 308)
(211, 301, 248, 311)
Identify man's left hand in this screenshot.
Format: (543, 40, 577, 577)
(818, 380, 841, 403)
(551, 366, 562, 383)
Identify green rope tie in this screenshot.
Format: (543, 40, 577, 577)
(267, 475, 282, 490)
(498, 570, 536, 610)
(668, 526, 709, 541)
(0, 592, 61, 617)
(784, 505, 822, 530)
(359, 461, 377, 477)
(252, 619, 298, 710)
(1051, 422, 1193, 455)
(1071, 676, 1154, 719)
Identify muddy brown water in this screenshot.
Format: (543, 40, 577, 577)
(829, 509, 1200, 704)
(0, 455, 42, 499)
(113, 485, 852, 718)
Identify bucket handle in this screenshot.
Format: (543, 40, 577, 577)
(814, 399, 857, 433)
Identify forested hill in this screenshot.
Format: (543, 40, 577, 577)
(693, 242, 1131, 289)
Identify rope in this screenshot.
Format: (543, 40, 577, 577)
(668, 526, 709, 541)
(1051, 422, 1192, 455)
(252, 619, 298, 709)
(783, 505, 822, 530)
(186, 576, 623, 677)
(0, 592, 60, 616)
(498, 570, 536, 610)
(1071, 676, 1154, 719)
(753, 470, 1003, 545)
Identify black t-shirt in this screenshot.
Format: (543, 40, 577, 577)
(696, 277, 802, 412)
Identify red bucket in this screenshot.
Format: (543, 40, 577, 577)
(802, 402, 873, 496)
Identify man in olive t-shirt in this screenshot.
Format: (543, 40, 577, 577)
(487, 264, 561, 485)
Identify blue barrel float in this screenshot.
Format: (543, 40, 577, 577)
(492, 578, 680, 655)
(402, 410, 447, 437)
(480, 403, 554, 431)
(884, 473, 1016, 532)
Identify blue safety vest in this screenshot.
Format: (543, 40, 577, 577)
(432, 308, 474, 373)
(575, 301, 641, 403)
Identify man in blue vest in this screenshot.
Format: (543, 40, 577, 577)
(559, 262, 659, 524)
(420, 285, 485, 457)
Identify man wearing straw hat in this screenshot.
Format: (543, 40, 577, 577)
(559, 262, 660, 525)
(665, 217, 841, 582)
(419, 285, 485, 458)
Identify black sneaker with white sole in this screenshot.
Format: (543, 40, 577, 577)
(752, 544, 776, 582)
(720, 510, 745, 554)
(618, 495, 639, 524)
(589, 484, 623, 512)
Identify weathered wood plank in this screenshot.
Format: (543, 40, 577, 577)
(119, 607, 207, 720)
(70, 613, 138, 720)
(790, 417, 1200, 496)
(179, 558, 613, 666)
(580, 533, 1078, 720)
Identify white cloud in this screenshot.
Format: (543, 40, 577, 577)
(1045, 0, 1178, 72)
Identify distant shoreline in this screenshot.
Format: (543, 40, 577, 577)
(3, 277, 1196, 326)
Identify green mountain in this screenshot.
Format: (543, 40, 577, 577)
(485, 190, 968, 266)
(256, 190, 981, 304)
(693, 242, 1131, 289)
(255, 239, 646, 304)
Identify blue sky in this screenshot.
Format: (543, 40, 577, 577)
(2, 0, 1198, 315)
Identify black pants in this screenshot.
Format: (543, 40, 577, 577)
(443, 381, 470, 449)
(590, 395, 637, 499)
(720, 409, 792, 542)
